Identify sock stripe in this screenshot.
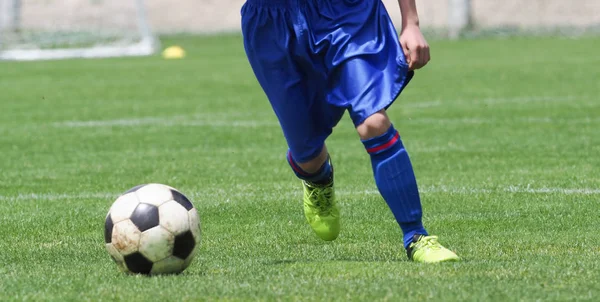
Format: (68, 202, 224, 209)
(287, 151, 310, 176)
(366, 132, 400, 154)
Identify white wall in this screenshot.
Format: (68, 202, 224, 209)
(142, 0, 600, 33)
(6, 0, 600, 34)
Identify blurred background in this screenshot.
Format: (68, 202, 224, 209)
(1, 0, 599, 60)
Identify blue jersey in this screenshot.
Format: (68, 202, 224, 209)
(241, 0, 413, 162)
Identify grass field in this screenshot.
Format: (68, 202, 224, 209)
(0, 34, 599, 301)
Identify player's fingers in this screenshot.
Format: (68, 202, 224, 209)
(407, 55, 415, 70)
(422, 45, 431, 64)
(413, 44, 432, 69)
(418, 49, 430, 69)
(401, 42, 412, 66)
(410, 46, 421, 70)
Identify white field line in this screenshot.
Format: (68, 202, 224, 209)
(54, 118, 279, 128)
(1, 186, 599, 201)
(53, 114, 599, 129)
(51, 95, 595, 128)
(405, 116, 600, 125)
(403, 95, 583, 109)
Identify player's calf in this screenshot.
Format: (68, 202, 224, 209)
(359, 111, 429, 248)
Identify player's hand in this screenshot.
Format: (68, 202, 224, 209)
(399, 24, 430, 70)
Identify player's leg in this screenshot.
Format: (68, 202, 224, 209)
(241, 0, 340, 241)
(288, 145, 331, 184)
(358, 111, 458, 262)
(356, 110, 427, 247)
(317, 0, 458, 261)
(286, 143, 339, 242)
(290, 145, 339, 241)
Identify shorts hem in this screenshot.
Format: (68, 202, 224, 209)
(353, 69, 414, 127)
(288, 144, 325, 164)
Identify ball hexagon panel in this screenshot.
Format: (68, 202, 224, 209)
(111, 219, 141, 255)
(139, 226, 174, 262)
(104, 214, 114, 243)
(109, 192, 140, 223)
(171, 189, 194, 211)
(151, 256, 184, 275)
(188, 208, 201, 244)
(159, 200, 190, 235)
(124, 184, 146, 194)
(173, 231, 196, 260)
(182, 246, 197, 271)
(124, 252, 153, 275)
(135, 183, 174, 207)
(130, 203, 159, 232)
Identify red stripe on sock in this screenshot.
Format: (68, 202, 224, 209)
(287, 152, 309, 176)
(366, 132, 400, 154)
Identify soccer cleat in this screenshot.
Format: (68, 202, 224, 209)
(407, 234, 460, 263)
(302, 180, 340, 241)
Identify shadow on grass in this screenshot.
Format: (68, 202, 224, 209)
(263, 257, 407, 266)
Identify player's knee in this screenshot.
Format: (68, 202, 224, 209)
(356, 110, 392, 140)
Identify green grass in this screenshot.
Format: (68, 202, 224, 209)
(1, 34, 599, 301)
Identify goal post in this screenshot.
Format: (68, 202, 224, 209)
(447, 0, 471, 39)
(0, 0, 159, 61)
(0, 0, 20, 33)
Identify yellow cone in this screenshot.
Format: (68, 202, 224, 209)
(162, 46, 186, 59)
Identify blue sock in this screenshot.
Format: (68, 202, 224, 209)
(287, 150, 333, 185)
(361, 125, 428, 248)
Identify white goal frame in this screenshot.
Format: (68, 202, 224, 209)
(0, 0, 159, 61)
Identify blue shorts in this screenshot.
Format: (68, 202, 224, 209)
(241, 0, 413, 162)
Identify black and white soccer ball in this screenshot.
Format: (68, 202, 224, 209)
(104, 184, 201, 275)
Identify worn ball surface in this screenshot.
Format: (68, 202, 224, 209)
(104, 184, 201, 275)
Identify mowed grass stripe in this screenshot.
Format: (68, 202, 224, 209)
(0, 35, 598, 301)
(1, 185, 599, 202)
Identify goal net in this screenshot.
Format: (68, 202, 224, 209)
(0, 0, 158, 61)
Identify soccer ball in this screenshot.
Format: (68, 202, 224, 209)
(104, 183, 201, 275)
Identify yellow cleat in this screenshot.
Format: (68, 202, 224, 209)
(302, 180, 340, 241)
(407, 235, 460, 263)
